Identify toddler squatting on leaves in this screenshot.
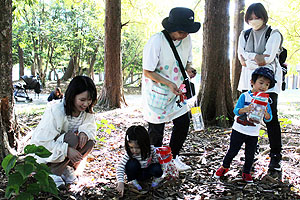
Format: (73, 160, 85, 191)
(116, 125, 164, 197)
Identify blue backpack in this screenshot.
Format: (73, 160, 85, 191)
(244, 27, 287, 90)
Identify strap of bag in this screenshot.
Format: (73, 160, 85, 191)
(161, 30, 189, 82)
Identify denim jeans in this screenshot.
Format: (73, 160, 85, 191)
(222, 129, 258, 174)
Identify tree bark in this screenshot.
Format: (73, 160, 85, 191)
(98, 0, 123, 109)
(199, 0, 234, 127)
(61, 56, 75, 81)
(18, 44, 24, 79)
(232, 0, 245, 101)
(0, 0, 19, 160)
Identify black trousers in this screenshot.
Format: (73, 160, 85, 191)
(223, 129, 258, 174)
(265, 93, 282, 154)
(125, 159, 163, 182)
(148, 112, 190, 157)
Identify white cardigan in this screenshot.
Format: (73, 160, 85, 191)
(30, 100, 97, 164)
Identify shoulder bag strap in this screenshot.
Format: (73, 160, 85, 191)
(161, 30, 189, 81)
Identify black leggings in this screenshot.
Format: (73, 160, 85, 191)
(148, 112, 190, 157)
(222, 129, 258, 174)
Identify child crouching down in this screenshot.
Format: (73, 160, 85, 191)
(116, 125, 163, 197)
(214, 67, 275, 183)
(30, 76, 97, 188)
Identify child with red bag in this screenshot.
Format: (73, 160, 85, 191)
(214, 67, 274, 183)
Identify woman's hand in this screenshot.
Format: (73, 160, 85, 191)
(116, 182, 125, 197)
(254, 54, 270, 66)
(78, 132, 88, 149)
(239, 55, 246, 66)
(67, 147, 83, 164)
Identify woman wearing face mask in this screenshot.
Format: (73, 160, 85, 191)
(237, 3, 283, 172)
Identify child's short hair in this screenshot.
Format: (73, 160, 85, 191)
(64, 76, 97, 115)
(125, 125, 151, 160)
(251, 67, 276, 89)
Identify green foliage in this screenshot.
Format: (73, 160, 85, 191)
(95, 119, 116, 143)
(259, 129, 268, 139)
(279, 118, 292, 129)
(1, 145, 59, 199)
(216, 115, 229, 121)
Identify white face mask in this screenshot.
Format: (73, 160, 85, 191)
(248, 19, 264, 30)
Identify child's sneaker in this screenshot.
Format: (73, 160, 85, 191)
(131, 179, 142, 190)
(61, 166, 78, 184)
(49, 174, 65, 188)
(214, 166, 229, 178)
(151, 177, 163, 188)
(242, 173, 253, 183)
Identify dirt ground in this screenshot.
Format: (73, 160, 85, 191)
(2, 86, 300, 199)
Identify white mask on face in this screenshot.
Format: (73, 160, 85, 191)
(248, 19, 264, 30)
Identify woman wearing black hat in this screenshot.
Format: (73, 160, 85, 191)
(142, 7, 200, 172)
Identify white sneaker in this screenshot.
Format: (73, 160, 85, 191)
(49, 174, 65, 188)
(61, 166, 78, 184)
(173, 155, 191, 172)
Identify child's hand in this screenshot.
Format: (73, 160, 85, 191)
(264, 108, 271, 120)
(239, 104, 253, 115)
(116, 182, 124, 197)
(78, 132, 88, 149)
(67, 147, 83, 163)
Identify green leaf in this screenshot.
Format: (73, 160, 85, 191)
(36, 163, 51, 174)
(15, 163, 34, 179)
(8, 172, 24, 187)
(34, 170, 49, 187)
(105, 128, 111, 134)
(5, 185, 16, 198)
(24, 145, 52, 158)
(42, 176, 58, 196)
(16, 192, 34, 200)
(108, 124, 116, 130)
(1, 154, 17, 175)
(26, 183, 41, 195)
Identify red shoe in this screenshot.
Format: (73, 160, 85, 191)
(242, 173, 253, 183)
(214, 167, 229, 178)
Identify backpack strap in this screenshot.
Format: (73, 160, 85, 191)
(244, 28, 252, 42)
(265, 26, 272, 41)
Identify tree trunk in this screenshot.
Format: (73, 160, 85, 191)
(98, 0, 122, 109)
(18, 44, 24, 79)
(232, 0, 245, 101)
(199, 0, 234, 127)
(0, 0, 19, 160)
(61, 56, 75, 81)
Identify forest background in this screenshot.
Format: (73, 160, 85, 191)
(1, 0, 300, 199)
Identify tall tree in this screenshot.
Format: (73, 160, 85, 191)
(98, 0, 123, 108)
(231, 0, 245, 101)
(199, 0, 234, 127)
(0, 0, 19, 160)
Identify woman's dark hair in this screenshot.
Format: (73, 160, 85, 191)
(125, 125, 151, 160)
(245, 3, 268, 24)
(64, 76, 97, 116)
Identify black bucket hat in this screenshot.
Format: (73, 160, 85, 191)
(162, 7, 201, 33)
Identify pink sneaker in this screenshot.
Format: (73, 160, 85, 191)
(214, 167, 229, 178)
(242, 173, 253, 183)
